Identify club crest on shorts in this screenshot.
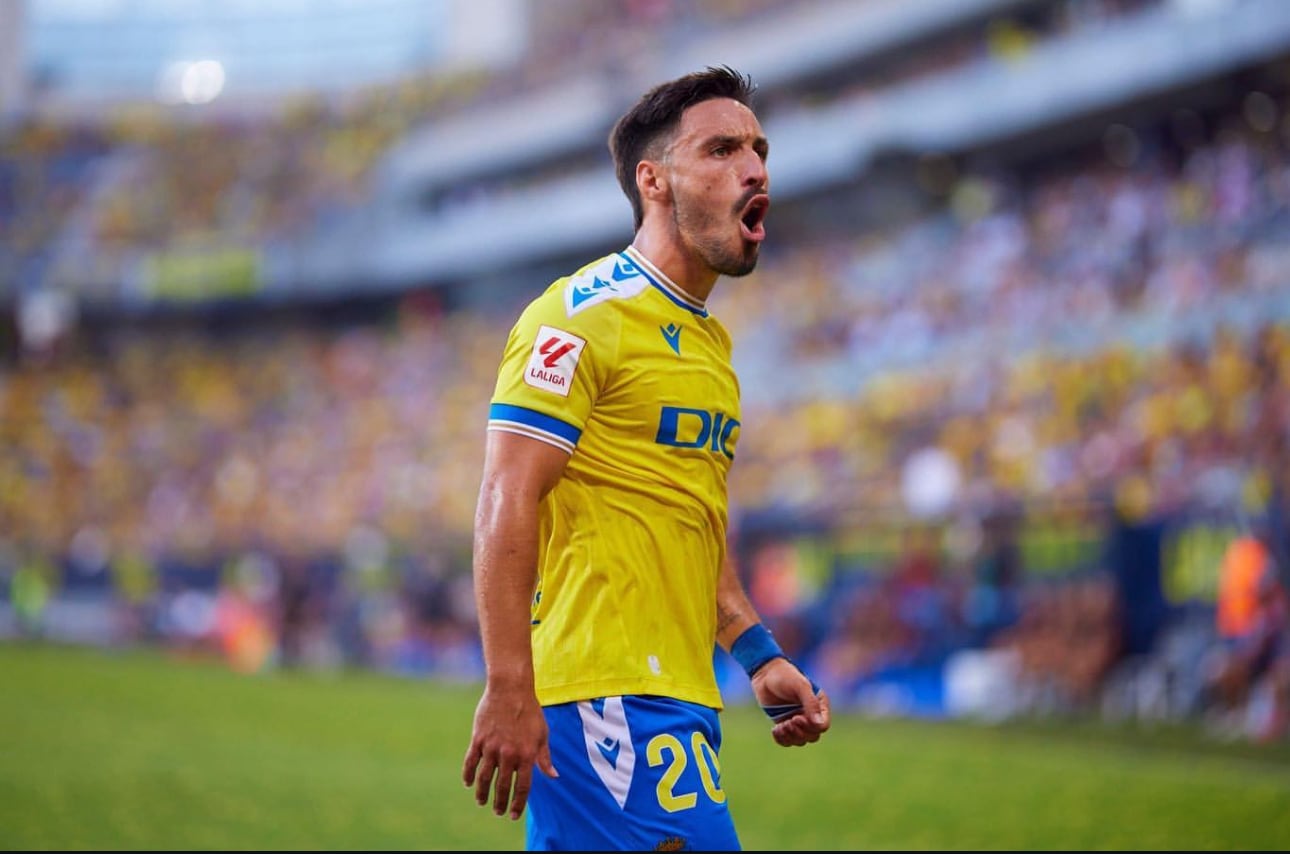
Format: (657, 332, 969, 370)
(525, 325, 586, 396)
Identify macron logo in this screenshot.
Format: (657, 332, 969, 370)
(660, 323, 682, 355)
(612, 260, 639, 281)
(596, 737, 621, 769)
(578, 697, 634, 808)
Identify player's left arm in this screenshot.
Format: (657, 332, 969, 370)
(715, 556, 830, 747)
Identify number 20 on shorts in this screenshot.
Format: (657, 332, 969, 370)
(647, 731, 726, 812)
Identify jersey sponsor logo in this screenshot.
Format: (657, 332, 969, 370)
(564, 255, 649, 316)
(654, 406, 740, 459)
(525, 325, 586, 397)
(660, 323, 682, 355)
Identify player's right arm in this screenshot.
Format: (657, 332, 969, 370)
(462, 259, 617, 820)
(461, 429, 568, 821)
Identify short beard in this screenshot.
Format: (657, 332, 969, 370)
(673, 204, 761, 278)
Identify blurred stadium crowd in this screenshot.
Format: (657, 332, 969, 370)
(2, 0, 1290, 744)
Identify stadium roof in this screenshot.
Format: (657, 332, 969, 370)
(25, 0, 519, 104)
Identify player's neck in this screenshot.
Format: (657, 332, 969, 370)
(629, 230, 718, 304)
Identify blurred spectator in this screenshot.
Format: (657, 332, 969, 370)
(1215, 529, 1277, 641)
(989, 572, 1123, 715)
(1199, 527, 1289, 739)
(960, 509, 1023, 647)
(813, 580, 919, 701)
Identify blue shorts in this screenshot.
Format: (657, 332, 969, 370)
(526, 695, 742, 851)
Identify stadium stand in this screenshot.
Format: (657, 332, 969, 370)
(3, 0, 1290, 742)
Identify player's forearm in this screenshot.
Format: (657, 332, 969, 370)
(472, 489, 540, 691)
(714, 556, 762, 653)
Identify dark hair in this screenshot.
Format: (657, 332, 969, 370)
(608, 65, 757, 231)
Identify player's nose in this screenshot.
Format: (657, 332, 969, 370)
(742, 152, 768, 188)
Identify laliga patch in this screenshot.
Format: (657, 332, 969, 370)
(525, 325, 586, 397)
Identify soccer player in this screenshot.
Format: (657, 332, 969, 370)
(461, 65, 831, 851)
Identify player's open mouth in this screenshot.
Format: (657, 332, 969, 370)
(739, 195, 769, 243)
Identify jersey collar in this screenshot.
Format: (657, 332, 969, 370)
(622, 246, 709, 318)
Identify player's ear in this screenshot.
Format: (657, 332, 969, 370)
(637, 159, 669, 205)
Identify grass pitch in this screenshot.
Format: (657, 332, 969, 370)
(2, 642, 1289, 850)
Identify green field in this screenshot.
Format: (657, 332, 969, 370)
(3, 642, 1290, 851)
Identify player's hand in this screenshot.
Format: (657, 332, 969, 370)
(750, 657, 831, 747)
(461, 684, 559, 820)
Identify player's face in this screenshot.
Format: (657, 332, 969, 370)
(665, 98, 770, 278)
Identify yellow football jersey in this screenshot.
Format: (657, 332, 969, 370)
(487, 246, 740, 709)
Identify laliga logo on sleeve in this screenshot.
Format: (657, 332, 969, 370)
(525, 325, 586, 397)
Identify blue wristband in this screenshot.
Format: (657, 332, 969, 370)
(730, 623, 785, 677)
